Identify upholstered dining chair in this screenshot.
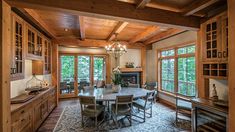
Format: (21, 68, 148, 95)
(60, 82, 68, 94)
(79, 96, 105, 128)
(133, 90, 156, 122)
(111, 95, 133, 127)
(175, 92, 195, 123)
(83, 86, 93, 91)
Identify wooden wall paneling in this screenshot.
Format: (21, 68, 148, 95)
(106, 55, 111, 84)
(0, 1, 11, 131)
(6, 0, 200, 30)
(228, 0, 235, 131)
(51, 40, 59, 106)
(141, 47, 146, 85)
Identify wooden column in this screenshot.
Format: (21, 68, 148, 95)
(51, 41, 59, 106)
(141, 47, 146, 85)
(0, 1, 11, 131)
(228, 0, 235, 131)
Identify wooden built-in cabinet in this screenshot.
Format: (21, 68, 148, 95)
(10, 11, 52, 80)
(11, 87, 56, 132)
(25, 24, 43, 60)
(11, 12, 25, 80)
(201, 12, 228, 79)
(32, 39, 52, 75)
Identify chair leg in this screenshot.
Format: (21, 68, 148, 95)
(176, 109, 178, 122)
(150, 106, 153, 117)
(95, 117, 97, 128)
(82, 115, 84, 127)
(144, 109, 146, 122)
(130, 114, 132, 126)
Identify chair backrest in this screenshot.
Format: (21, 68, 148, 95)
(145, 82, 158, 90)
(83, 86, 93, 91)
(115, 95, 133, 114)
(79, 96, 96, 112)
(142, 91, 156, 107)
(60, 82, 67, 89)
(128, 83, 140, 88)
(69, 81, 74, 89)
(105, 84, 112, 89)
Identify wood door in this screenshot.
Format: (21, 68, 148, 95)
(34, 103, 42, 130)
(59, 55, 78, 98)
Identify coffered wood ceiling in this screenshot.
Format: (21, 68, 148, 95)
(6, 0, 226, 48)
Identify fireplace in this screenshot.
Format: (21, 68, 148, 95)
(120, 72, 141, 87)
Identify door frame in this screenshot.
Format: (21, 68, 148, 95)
(58, 52, 111, 98)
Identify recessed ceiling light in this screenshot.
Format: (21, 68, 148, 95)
(64, 28, 68, 32)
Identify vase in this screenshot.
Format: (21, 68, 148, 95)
(112, 84, 121, 93)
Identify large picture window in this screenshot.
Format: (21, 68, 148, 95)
(160, 45, 196, 96)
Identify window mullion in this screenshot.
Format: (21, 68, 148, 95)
(175, 48, 178, 94)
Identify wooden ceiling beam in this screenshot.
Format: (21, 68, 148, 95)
(136, 0, 151, 9)
(78, 16, 85, 40)
(23, 8, 57, 38)
(6, 0, 200, 30)
(183, 0, 219, 16)
(144, 29, 186, 45)
(107, 21, 128, 41)
(57, 38, 144, 49)
(129, 26, 160, 44)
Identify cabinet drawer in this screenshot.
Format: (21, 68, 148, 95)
(11, 108, 32, 132)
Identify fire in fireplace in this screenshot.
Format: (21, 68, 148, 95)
(120, 72, 141, 87)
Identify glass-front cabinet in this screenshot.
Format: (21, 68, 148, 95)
(26, 24, 43, 60)
(11, 13, 25, 80)
(202, 12, 228, 79)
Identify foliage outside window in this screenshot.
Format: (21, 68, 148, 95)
(60, 56, 74, 82)
(160, 45, 196, 96)
(77, 56, 90, 83)
(93, 57, 105, 81)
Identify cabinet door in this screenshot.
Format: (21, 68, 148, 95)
(41, 100, 49, 120)
(34, 103, 42, 130)
(36, 34, 43, 57)
(44, 39, 51, 74)
(11, 13, 25, 80)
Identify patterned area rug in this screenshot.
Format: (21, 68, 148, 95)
(53, 102, 191, 132)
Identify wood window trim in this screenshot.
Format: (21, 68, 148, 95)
(157, 41, 196, 96)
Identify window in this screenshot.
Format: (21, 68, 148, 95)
(77, 56, 91, 83)
(160, 45, 196, 96)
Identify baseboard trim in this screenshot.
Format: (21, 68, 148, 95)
(158, 98, 176, 109)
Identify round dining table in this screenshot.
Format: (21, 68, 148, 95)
(78, 87, 151, 101)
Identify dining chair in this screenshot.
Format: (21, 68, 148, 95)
(105, 84, 112, 89)
(111, 95, 133, 127)
(79, 96, 105, 128)
(69, 81, 74, 93)
(83, 86, 93, 91)
(175, 92, 195, 123)
(60, 82, 68, 94)
(133, 90, 156, 122)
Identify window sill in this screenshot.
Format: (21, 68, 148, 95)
(158, 90, 195, 101)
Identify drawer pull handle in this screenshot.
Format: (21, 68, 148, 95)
(21, 110, 25, 114)
(21, 119, 25, 122)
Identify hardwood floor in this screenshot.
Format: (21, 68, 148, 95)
(37, 98, 175, 132)
(37, 98, 80, 132)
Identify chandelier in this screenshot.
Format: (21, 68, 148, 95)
(105, 34, 127, 58)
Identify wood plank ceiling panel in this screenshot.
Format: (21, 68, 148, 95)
(33, 9, 79, 38)
(117, 23, 150, 41)
(84, 17, 118, 40)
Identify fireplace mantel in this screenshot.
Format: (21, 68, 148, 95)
(120, 68, 142, 72)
